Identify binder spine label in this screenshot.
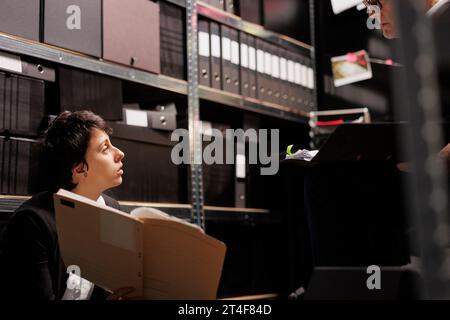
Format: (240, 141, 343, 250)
(271, 55, 280, 79)
(308, 67, 315, 89)
(199, 32, 211, 57)
(256, 49, 265, 73)
(222, 37, 231, 61)
(301, 64, 308, 88)
(240, 43, 249, 68)
(280, 58, 287, 81)
(249, 47, 256, 71)
(287, 60, 295, 83)
(264, 52, 272, 75)
(231, 41, 240, 65)
(295, 62, 302, 85)
(211, 35, 221, 58)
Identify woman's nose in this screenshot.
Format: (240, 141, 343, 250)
(114, 147, 125, 161)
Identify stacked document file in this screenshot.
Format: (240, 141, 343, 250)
(54, 189, 226, 300)
(285, 149, 319, 162)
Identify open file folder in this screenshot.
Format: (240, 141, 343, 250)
(284, 123, 404, 165)
(54, 189, 226, 300)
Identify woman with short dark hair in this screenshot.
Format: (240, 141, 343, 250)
(0, 110, 128, 300)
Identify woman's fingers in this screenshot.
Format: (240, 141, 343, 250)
(396, 162, 411, 173)
(106, 286, 135, 300)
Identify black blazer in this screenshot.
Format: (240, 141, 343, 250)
(0, 191, 120, 300)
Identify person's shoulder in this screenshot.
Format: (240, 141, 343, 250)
(1, 191, 57, 243)
(16, 191, 54, 215)
(8, 191, 56, 230)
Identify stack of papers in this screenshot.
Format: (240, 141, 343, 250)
(54, 189, 227, 300)
(285, 149, 319, 162)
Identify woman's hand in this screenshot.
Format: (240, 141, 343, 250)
(396, 162, 411, 173)
(396, 143, 450, 174)
(106, 287, 143, 300)
(439, 143, 450, 171)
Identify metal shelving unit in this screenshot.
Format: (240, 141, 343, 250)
(195, 1, 314, 124)
(120, 202, 277, 223)
(0, 33, 188, 95)
(186, 0, 205, 229)
(0, 33, 187, 95)
(0, 195, 278, 224)
(0, 31, 309, 123)
(0, 0, 316, 299)
(197, 1, 312, 55)
(162, 0, 313, 55)
(119, 206, 279, 224)
(199, 85, 309, 123)
(309, 0, 321, 108)
(0, 0, 316, 226)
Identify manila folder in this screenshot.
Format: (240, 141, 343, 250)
(131, 208, 227, 300)
(54, 189, 144, 295)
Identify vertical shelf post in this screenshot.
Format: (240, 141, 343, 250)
(309, 0, 322, 111)
(186, 0, 205, 230)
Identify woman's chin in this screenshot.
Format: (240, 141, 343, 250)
(382, 27, 397, 39)
(112, 177, 123, 187)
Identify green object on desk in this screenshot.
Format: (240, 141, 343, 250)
(286, 145, 301, 156)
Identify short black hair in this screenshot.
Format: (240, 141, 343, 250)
(39, 110, 112, 192)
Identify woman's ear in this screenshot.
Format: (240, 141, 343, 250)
(71, 162, 87, 184)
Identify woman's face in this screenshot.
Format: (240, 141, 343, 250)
(379, 0, 398, 39)
(82, 127, 125, 193)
